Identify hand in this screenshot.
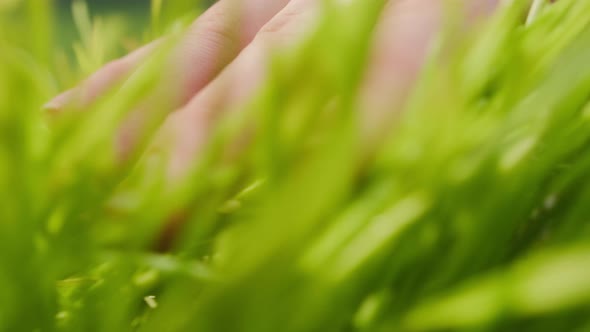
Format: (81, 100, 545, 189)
(46, 0, 498, 176)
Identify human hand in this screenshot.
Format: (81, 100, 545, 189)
(46, 0, 498, 176)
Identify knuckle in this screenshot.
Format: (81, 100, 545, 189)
(190, 2, 240, 48)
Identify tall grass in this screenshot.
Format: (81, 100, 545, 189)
(1, 0, 590, 331)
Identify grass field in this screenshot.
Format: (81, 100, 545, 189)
(2, 0, 590, 331)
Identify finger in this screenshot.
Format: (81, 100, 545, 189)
(44, 0, 292, 113)
(150, 0, 319, 251)
(165, 0, 296, 106)
(44, 41, 159, 113)
(157, 0, 320, 178)
(359, 0, 499, 146)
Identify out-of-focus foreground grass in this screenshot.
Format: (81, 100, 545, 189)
(2, 0, 590, 331)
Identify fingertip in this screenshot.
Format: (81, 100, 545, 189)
(43, 88, 78, 114)
(42, 102, 60, 114)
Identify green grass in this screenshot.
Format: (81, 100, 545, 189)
(2, 0, 590, 331)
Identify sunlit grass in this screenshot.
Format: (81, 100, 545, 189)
(1, 0, 590, 331)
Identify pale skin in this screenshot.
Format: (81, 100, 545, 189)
(46, 0, 499, 176)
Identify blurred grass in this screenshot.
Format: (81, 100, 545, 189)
(2, 0, 590, 331)
(54, 1, 149, 51)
